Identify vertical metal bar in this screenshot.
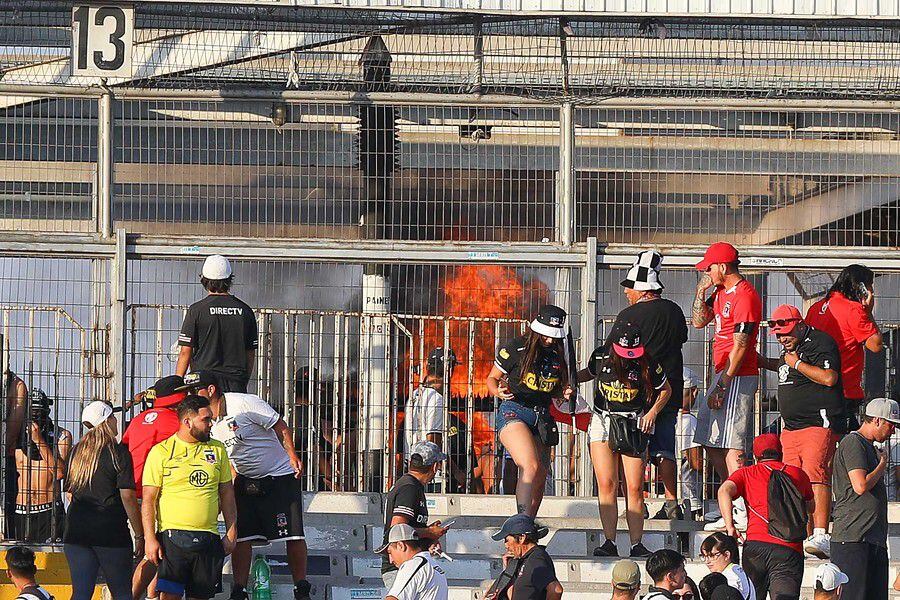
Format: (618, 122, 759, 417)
(156, 306, 164, 380)
(283, 314, 293, 446)
(578, 237, 598, 497)
(316, 314, 325, 486)
(332, 314, 341, 491)
(109, 228, 127, 409)
(342, 315, 351, 491)
(466, 320, 475, 493)
(441, 320, 450, 494)
(306, 316, 316, 491)
(557, 102, 575, 246)
(97, 92, 114, 239)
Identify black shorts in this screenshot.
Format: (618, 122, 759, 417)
(215, 372, 249, 394)
(13, 502, 64, 543)
(235, 473, 305, 544)
(157, 529, 225, 600)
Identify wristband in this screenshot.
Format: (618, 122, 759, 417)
(793, 359, 803, 370)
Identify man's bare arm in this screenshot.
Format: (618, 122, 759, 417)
(692, 274, 715, 328)
(726, 332, 753, 378)
(175, 345, 192, 377)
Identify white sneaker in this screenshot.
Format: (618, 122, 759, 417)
(703, 508, 748, 532)
(704, 506, 722, 522)
(804, 532, 831, 559)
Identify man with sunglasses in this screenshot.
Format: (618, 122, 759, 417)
(759, 305, 842, 560)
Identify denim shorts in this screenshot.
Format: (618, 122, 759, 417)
(648, 409, 678, 462)
(496, 400, 542, 435)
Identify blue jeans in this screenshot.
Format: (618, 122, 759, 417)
(64, 543, 134, 600)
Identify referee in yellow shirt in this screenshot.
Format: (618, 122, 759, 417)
(141, 395, 238, 600)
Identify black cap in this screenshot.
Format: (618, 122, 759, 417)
(149, 375, 186, 398)
(175, 371, 220, 392)
(491, 514, 549, 541)
(427, 347, 458, 374)
(530, 305, 567, 339)
(611, 322, 645, 359)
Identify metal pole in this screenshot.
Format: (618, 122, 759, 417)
(577, 237, 598, 497)
(557, 102, 575, 246)
(110, 228, 126, 410)
(97, 92, 114, 239)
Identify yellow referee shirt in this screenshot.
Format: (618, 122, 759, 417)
(142, 434, 232, 534)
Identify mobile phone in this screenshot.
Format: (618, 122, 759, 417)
(439, 518, 458, 528)
(858, 282, 870, 298)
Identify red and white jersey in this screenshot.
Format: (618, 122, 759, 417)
(710, 278, 762, 376)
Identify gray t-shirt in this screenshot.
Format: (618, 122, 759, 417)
(831, 431, 888, 546)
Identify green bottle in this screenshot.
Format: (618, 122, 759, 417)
(250, 554, 273, 600)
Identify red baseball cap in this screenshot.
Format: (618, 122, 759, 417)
(768, 305, 803, 336)
(752, 433, 782, 459)
(695, 242, 740, 271)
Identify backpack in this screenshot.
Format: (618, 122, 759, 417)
(748, 463, 808, 542)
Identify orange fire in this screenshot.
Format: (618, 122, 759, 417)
(416, 265, 550, 398)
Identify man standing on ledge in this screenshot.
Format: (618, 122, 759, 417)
(177, 254, 258, 394)
(691, 242, 762, 529)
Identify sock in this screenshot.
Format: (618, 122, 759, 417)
(294, 579, 312, 600)
(813, 528, 827, 537)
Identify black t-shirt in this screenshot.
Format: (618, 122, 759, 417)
(832, 431, 888, 546)
(606, 299, 687, 413)
(776, 327, 844, 431)
(381, 474, 429, 574)
(588, 344, 667, 413)
(495, 336, 565, 410)
(511, 545, 558, 600)
(64, 443, 135, 548)
(178, 294, 258, 380)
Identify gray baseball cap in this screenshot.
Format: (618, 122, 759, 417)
(375, 524, 420, 553)
(409, 440, 447, 467)
(865, 397, 900, 425)
(491, 514, 549, 541)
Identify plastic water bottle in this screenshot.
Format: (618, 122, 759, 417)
(250, 554, 273, 600)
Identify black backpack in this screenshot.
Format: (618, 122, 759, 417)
(748, 463, 808, 542)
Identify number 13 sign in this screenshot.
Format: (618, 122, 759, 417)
(72, 5, 134, 78)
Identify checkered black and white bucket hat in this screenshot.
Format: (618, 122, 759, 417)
(620, 250, 664, 291)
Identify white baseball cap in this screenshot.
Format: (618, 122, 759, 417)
(865, 397, 900, 425)
(374, 524, 419, 553)
(201, 255, 233, 280)
(81, 401, 114, 428)
(814, 563, 849, 591)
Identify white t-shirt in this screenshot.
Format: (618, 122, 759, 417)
(387, 552, 448, 600)
(677, 411, 700, 456)
(210, 392, 294, 479)
(405, 386, 445, 455)
(723, 563, 756, 600)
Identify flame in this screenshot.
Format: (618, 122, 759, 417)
(417, 265, 550, 398)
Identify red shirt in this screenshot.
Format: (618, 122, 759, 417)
(806, 292, 878, 400)
(727, 460, 813, 553)
(122, 407, 180, 495)
(711, 279, 762, 376)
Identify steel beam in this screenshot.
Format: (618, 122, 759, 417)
(97, 93, 113, 238)
(109, 228, 127, 408)
(557, 102, 575, 246)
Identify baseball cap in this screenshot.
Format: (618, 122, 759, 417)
(201, 255, 232, 280)
(682, 367, 700, 390)
(611, 323, 645, 359)
(82, 401, 114, 429)
(427, 347, 458, 374)
(175, 371, 220, 392)
(695, 241, 740, 271)
(768, 305, 803, 336)
(490, 514, 549, 541)
(752, 433, 782, 459)
(611, 559, 641, 590)
(146, 375, 187, 408)
(814, 563, 849, 591)
(530, 305, 567, 339)
(409, 440, 447, 468)
(864, 397, 900, 425)
(374, 524, 420, 554)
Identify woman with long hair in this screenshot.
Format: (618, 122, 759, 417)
(577, 322, 672, 558)
(806, 263, 883, 430)
(63, 401, 142, 600)
(486, 305, 575, 517)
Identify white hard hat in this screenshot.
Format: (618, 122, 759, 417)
(201, 255, 232, 280)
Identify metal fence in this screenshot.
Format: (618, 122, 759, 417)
(2, 1, 900, 545)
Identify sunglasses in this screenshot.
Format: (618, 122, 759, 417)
(768, 318, 800, 329)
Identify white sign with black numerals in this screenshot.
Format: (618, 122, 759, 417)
(71, 5, 134, 78)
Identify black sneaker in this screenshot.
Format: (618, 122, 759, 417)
(592, 539, 619, 557)
(652, 500, 684, 520)
(630, 542, 652, 558)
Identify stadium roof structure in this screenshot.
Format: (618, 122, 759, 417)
(3, 1, 900, 101)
